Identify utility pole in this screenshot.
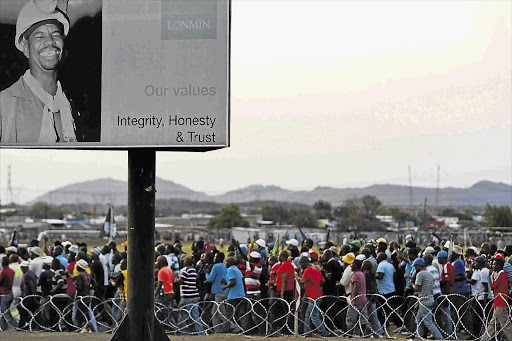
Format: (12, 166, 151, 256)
(408, 165, 413, 206)
(435, 164, 440, 212)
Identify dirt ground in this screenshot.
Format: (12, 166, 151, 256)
(0, 332, 393, 341)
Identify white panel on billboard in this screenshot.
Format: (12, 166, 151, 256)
(0, 0, 230, 150)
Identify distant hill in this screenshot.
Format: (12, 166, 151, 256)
(30, 177, 209, 206)
(29, 178, 512, 207)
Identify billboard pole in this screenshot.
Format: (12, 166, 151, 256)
(111, 148, 167, 341)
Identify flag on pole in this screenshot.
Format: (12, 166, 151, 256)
(104, 207, 117, 241)
(326, 228, 330, 242)
(272, 236, 280, 257)
(295, 278, 301, 311)
(9, 227, 18, 247)
(297, 226, 307, 243)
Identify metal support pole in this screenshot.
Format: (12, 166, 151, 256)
(111, 149, 167, 341)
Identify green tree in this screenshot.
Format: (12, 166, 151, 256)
(292, 212, 319, 228)
(483, 204, 512, 227)
(207, 204, 250, 230)
(313, 200, 332, 219)
(376, 206, 400, 216)
(361, 195, 382, 215)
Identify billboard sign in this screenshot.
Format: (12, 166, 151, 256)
(0, 0, 230, 150)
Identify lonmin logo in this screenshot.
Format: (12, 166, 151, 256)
(161, 0, 217, 40)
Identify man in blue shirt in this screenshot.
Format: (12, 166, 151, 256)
(222, 256, 246, 333)
(206, 252, 228, 333)
(376, 252, 403, 330)
(449, 245, 472, 336)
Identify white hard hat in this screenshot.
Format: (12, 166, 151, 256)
(255, 239, 266, 248)
(15, 0, 70, 51)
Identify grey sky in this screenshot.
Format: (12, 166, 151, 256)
(1, 0, 511, 204)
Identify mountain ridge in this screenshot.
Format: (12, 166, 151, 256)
(29, 179, 512, 207)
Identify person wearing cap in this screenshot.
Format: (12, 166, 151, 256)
(241, 251, 265, 335)
(436, 250, 454, 338)
(340, 252, 355, 295)
(254, 238, 270, 299)
(349, 240, 362, 255)
(481, 257, 512, 341)
(0, 256, 18, 330)
(449, 245, 472, 335)
(0, 0, 81, 144)
(346, 258, 368, 337)
(18, 260, 39, 330)
(29, 246, 43, 278)
(411, 258, 443, 339)
(296, 255, 330, 337)
(468, 256, 492, 338)
(74, 258, 98, 332)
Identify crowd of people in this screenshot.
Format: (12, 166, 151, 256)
(0, 234, 511, 339)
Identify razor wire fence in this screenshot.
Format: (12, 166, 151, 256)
(1, 293, 511, 339)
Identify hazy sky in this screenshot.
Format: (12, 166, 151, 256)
(1, 0, 511, 204)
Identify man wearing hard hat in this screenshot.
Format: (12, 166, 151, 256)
(0, 0, 78, 144)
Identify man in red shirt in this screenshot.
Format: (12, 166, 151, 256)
(275, 250, 295, 335)
(436, 250, 454, 338)
(481, 258, 512, 341)
(0, 256, 18, 330)
(296, 255, 330, 337)
(154, 256, 177, 330)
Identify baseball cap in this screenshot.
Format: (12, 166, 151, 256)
(286, 239, 299, 247)
(412, 258, 425, 266)
(42, 256, 53, 265)
(342, 253, 355, 264)
(495, 253, 504, 259)
(436, 250, 448, 259)
(250, 251, 261, 259)
(62, 241, 72, 247)
(376, 238, 387, 244)
(15, 0, 70, 51)
(309, 251, 319, 261)
(255, 239, 266, 248)
(355, 254, 366, 261)
(349, 240, 362, 249)
(69, 245, 79, 253)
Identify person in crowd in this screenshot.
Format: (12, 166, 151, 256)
(222, 256, 246, 334)
(18, 260, 39, 330)
(176, 254, 205, 335)
(154, 255, 177, 330)
(449, 245, 472, 335)
(346, 258, 368, 337)
(437, 250, 455, 338)
(0, 256, 18, 330)
(411, 257, 443, 339)
(206, 251, 228, 333)
(296, 255, 330, 337)
(480, 257, 512, 341)
(375, 251, 403, 331)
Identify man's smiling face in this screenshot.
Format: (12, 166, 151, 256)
(23, 23, 64, 73)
